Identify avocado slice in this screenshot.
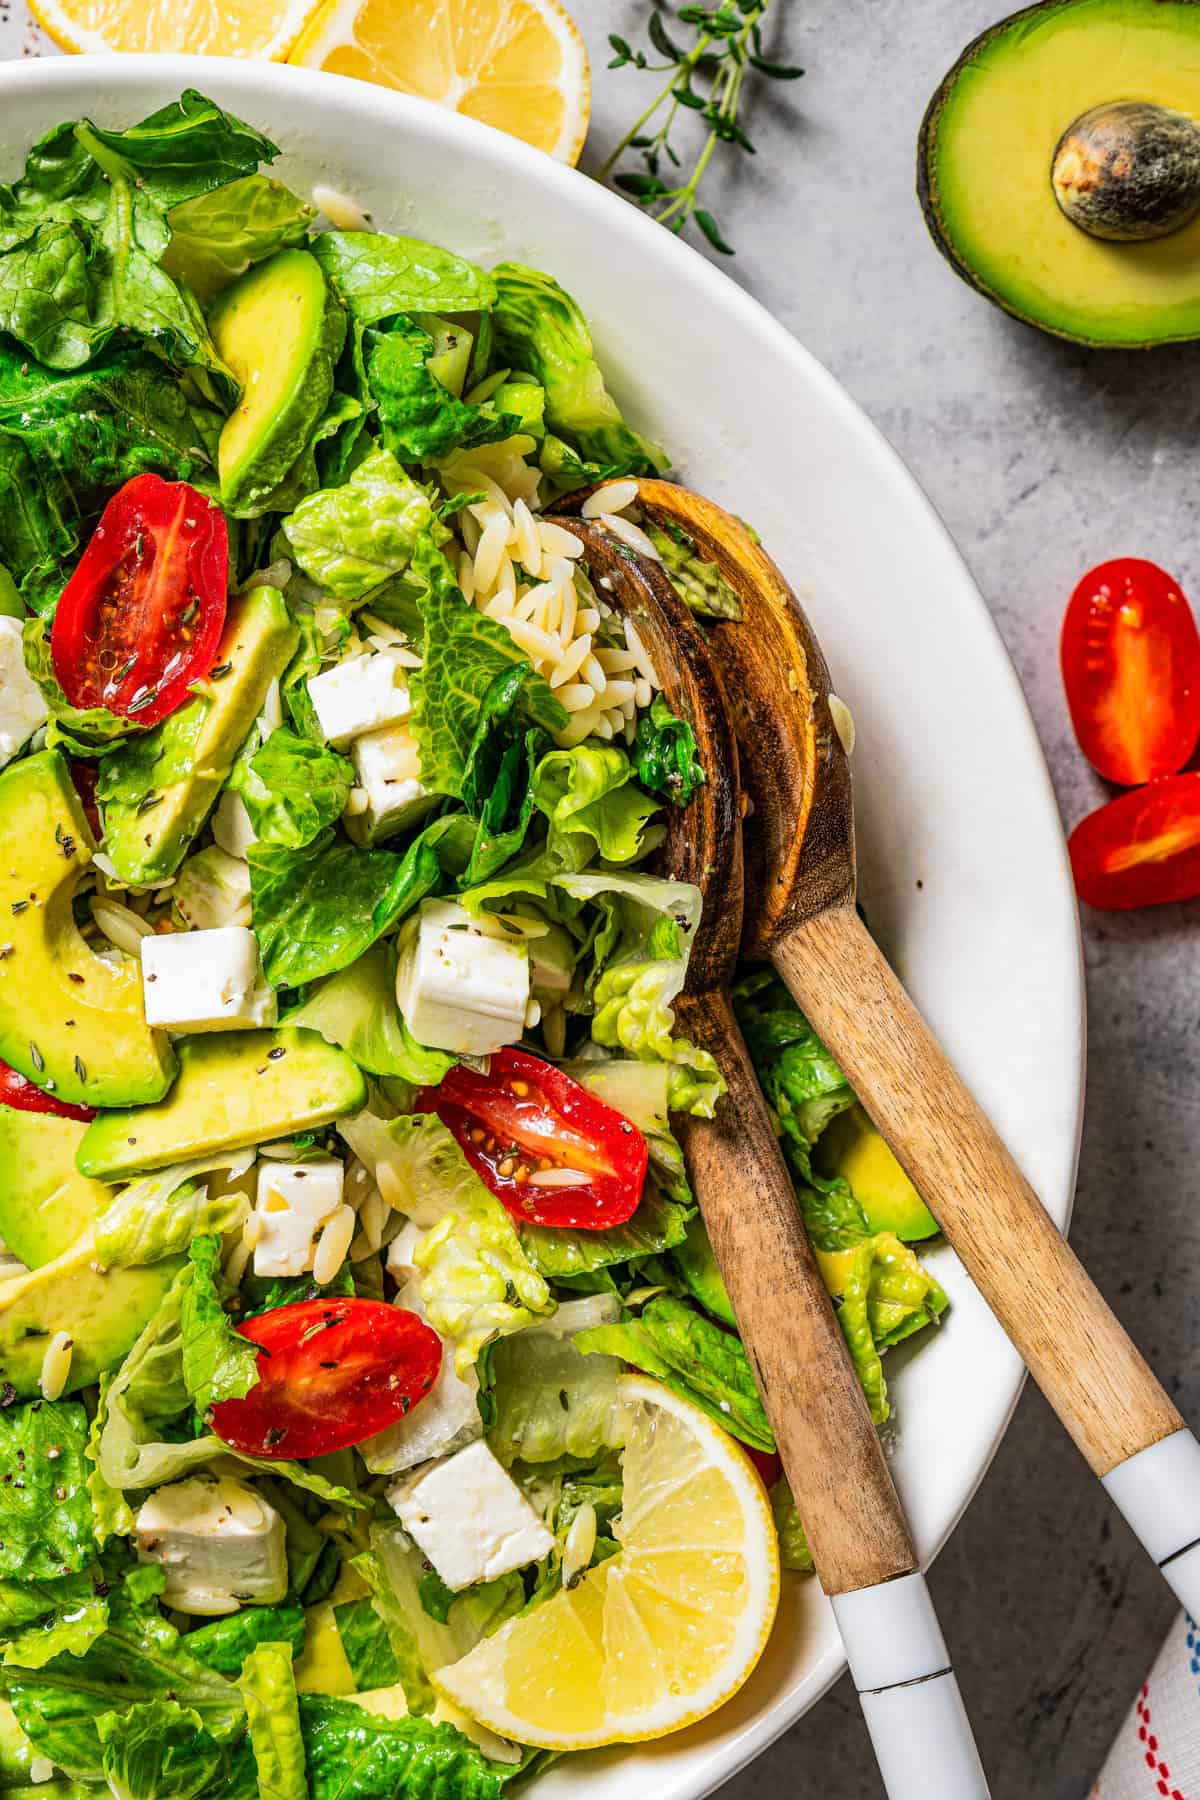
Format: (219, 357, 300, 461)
(77, 1027, 367, 1180)
(919, 0, 1200, 345)
(0, 1109, 113, 1268)
(99, 585, 298, 886)
(211, 248, 346, 515)
(0, 1230, 182, 1398)
(0, 750, 175, 1109)
(814, 1104, 939, 1243)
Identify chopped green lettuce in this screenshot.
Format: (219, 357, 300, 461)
(380, 1116, 553, 1369)
(367, 317, 518, 463)
(578, 1294, 774, 1452)
(0, 1401, 95, 1581)
(487, 1298, 626, 1466)
(521, 1180, 692, 1280)
(311, 233, 497, 325)
(231, 726, 354, 851)
(298, 1695, 505, 1800)
(407, 536, 565, 798)
(95, 1154, 252, 1268)
(633, 695, 706, 805)
(185, 1606, 306, 1678)
(645, 520, 743, 620)
(239, 1641, 308, 1800)
(174, 847, 253, 931)
(97, 1698, 224, 1800)
(0, 1567, 108, 1671)
(281, 447, 433, 602)
(491, 264, 665, 475)
(249, 824, 440, 989)
(283, 943, 453, 1084)
(769, 1477, 814, 1574)
(531, 744, 660, 865)
(837, 1241, 888, 1425)
(591, 957, 722, 1116)
(163, 175, 314, 301)
(180, 1236, 260, 1417)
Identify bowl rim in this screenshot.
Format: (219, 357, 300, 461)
(0, 51, 1087, 1795)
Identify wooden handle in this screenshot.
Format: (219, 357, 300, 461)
(773, 904, 1184, 1476)
(674, 985, 917, 1596)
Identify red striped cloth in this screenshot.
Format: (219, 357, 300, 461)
(1093, 1615, 1200, 1799)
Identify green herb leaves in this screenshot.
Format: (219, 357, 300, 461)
(602, 3, 803, 254)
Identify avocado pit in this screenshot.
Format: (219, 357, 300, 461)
(1051, 100, 1200, 241)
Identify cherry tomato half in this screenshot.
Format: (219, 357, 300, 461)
(52, 474, 228, 728)
(210, 1299, 442, 1461)
(417, 1049, 649, 1230)
(0, 1056, 96, 1122)
(1069, 772, 1200, 909)
(1061, 558, 1200, 786)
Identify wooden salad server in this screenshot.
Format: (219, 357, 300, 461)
(553, 513, 990, 1800)
(589, 478, 1200, 1629)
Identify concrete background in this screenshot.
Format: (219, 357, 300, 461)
(3, 0, 1197, 1792)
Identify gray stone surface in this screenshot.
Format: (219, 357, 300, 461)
(3, 2, 1196, 1792)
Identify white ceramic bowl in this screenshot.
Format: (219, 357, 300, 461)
(0, 55, 1085, 1799)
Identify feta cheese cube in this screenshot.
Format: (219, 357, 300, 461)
(252, 1159, 344, 1278)
(141, 926, 276, 1033)
(395, 900, 529, 1057)
(211, 789, 257, 859)
(388, 1439, 554, 1590)
(360, 1222, 483, 1475)
(345, 722, 435, 846)
(134, 1475, 286, 1615)
(0, 615, 47, 769)
(308, 650, 412, 747)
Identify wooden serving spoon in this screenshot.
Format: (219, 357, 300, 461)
(576, 479, 1200, 1629)
(553, 513, 989, 1800)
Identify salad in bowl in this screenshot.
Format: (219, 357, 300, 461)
(0, 90, 949, 1795)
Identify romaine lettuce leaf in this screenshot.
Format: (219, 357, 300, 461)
(866, 1232, 948, 1350)
(284, 943, 454, 1084)
(491, 264, 666, 476)
(368, 316, 518, 463)
(163, 175, 313, 302)
(0, 1567, 108, 1671)
(298, 1694, 506, 1800)
(311, 232, 497, 325)
(838, 1241, 888, 1425)
(185, 1604, 306, 1678)
(281, 446, 434, 602)
(459, 666, 548, 885)
(369, 1116, 553, 1369)
(180, 1235, 260, 1416)
(487, 1299, 625, 1466)
(406, 535, 565, 798)
(0, 1401, 95, 1581)
(0, 1585, 245, 1780)
(333, 1597, 405, 1692)
(239, 1641, 307, 1800)
(578, 1294, 774, 1452)
(249, 824, 440, 989)
(521, 1179, 692, 1279)
(79, 90, 281, 209)
(231, 725, 354, 851)
(591, 958, 723, 1116)
(633, 695, 706, 805)
(769, 1477, 814, 1574)
(94, 1152, 253, 1268)
(531, 744, 660, 865)
(0, 341, 217, 615)
(174, 846, 253, 930)
(96, 1697, 224, 1800)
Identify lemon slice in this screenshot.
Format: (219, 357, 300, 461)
(27, 0, 319, 55)
(289, 0, 591, 165)
(433, 1374, 780, 1749)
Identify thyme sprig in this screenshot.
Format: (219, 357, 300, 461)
(600, 2, 803, 255)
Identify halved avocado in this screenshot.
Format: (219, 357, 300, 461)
(76, 1027, 367, 1180)
(814, 1104, 939, 1243)
(0, 750, 176, 1109)
(0, 1109, 113, 1268)
(919, 0, 1200, 346)
(0, 1230, 183, 1398)
(211, 248, 346, 514)
(100, 585, 299, 886)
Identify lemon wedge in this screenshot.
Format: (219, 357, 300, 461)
(433, 1374, 780, 1749)
(290, 0, 590, 164)
(27, 0, 318, 55)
